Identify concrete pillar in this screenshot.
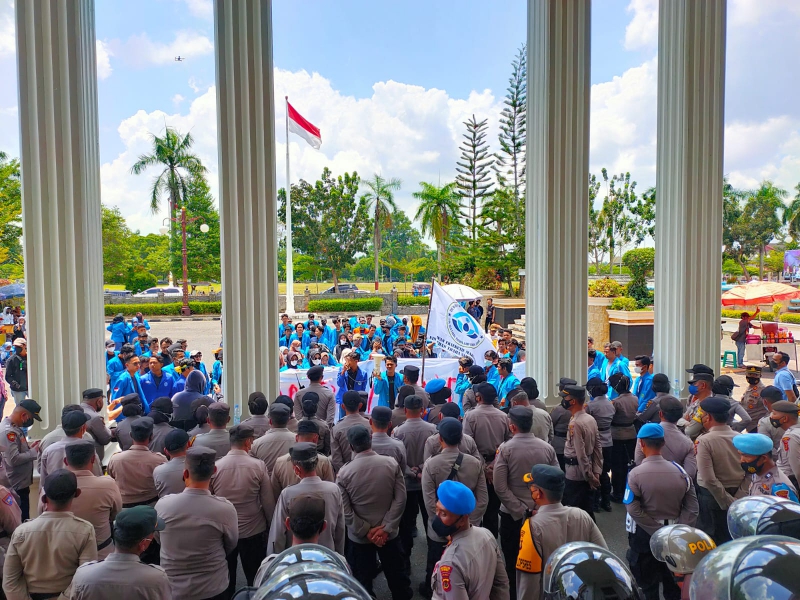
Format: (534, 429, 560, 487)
(654, 0, 727, 392)
(526, 0, 591, 404)
(15, 0, 104, 431)
(214, 0, 279, 414)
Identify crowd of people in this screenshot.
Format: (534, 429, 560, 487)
(0, 310, 798, 599)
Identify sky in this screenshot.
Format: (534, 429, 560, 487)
(1, 0, 800, 236)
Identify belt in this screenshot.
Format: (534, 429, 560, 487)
(554, 431, 567, 438)
(30, 594, 60, 600)
(97, 537, 113, 551)
(598, 426, 611, 432)
(123, 497, 159, 509)
(612, 421, 635, 428)
(565, 456, 579, 466)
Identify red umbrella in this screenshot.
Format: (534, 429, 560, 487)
(721, 280, 800, 306)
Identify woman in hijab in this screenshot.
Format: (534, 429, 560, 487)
(12, 316, 26, 343)
(334, 332, 351, 362)
(187, 397, 212, 436)
(106, 313, 130, 351)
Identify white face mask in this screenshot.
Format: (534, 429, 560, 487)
(485, 360, 493, 368)
(290, 360, 298, 367)
(634, 366, 642, 374)
(340, 339, 347, 345)
(311, 359, 321, 365)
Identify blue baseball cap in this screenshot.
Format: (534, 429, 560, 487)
(425, 379, 446, 394)
(732, 433, 774, 456)
(637, 423, 665, 439)
(437, 480, 476, 516)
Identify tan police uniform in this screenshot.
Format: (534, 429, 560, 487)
(270, 452, 334, 499)
(740, 382, 766, 430)
(549, 406, 571, 466)
(115, 418, 135, 451)
(461, 386, 477, 412)
(3, 511, 97, 599)
(634, 420, 697, 478)
(564, 410, 603, 515)
(610, 392, 638, 499)
(408, 384, 430, 408)
(530, 406, 554, 444)
(39, 426, 67, 454)
(295, 382, 337, 427)
(747, 464, 798, 499)
(392, 417, 437, 492)
(423, 431, 482, 464)
(107, 446, 167, 507)
(68, 470, 123, 560)
(266, 475, 345, 554)
(759, 414, 784, 455)
(240, 414, 270, 438)
(147, 421, 175, 455)
(432, 525, 510, 600)
(286, 415, 298, 433)
(0, 485, 21, 572)
(391, 407, 407, 429)
(187, 423, 209, 437)
(422, 448, 488, 536)
(69, 553, 171, 600)
(153, 456, 186, 498)
(81, 402, 113, 461)
(462, 404, 510, 461)
(0, 417, 36, 494)
(776, 423, 800, 484)
(154, 487, 239, 600)
(192, 428, 231, 460)
(299, 415, 331, 455)
(370, 431, 408, 472)
(516, 503, 606, 600)
(39, 439, 102, 483)
(250, 427, 296, 473)
(330, 413, 370, 472)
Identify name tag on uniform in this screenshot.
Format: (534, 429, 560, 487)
(625, 513, 637, 534)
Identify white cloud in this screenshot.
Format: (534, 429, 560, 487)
(729, 0, 800, 28)
(108, 30, 213, 68)
(624, 0, 658, 51)
(183, 0, 213, 21)
(725, 118, 800, 193)
(0, 0, 14, 58)
(172, 93, 185, 106)
(96, 40, 112, 80)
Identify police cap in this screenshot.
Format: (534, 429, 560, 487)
(772, 400, 800, 415)
(523, 464, 565, 493)
(437, 480, 475, 516)
(438, 418, 462, 446)
(290, 442, 318, 462)
(732, 433, 773, 456)
(637, 423, 665, 439)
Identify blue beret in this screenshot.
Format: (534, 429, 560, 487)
(732, 433, 774, 456)
(637, 423, 665, 439)
(437, 480, 476, 516)
(425, 379, 446, 394)
(699, 396, 731, 415)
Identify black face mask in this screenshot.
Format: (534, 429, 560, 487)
(560, 398, 572, 410)
(431, 515, 460, 538)
(746, 378, 760, 386)
(770, 417, 784, 429)
(740, 458, 762, 475)
(21, 417, 34, 428)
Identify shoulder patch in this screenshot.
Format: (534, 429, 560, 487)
(2, 493, 13, 506)
(783, 437, 790, 452)
(6, 432, 15, 443)
(623, 485, 634, 505)
(439, 564, 452, 592)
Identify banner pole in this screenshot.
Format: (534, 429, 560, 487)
(285, 96, 295, 317)
(420, 277, 436, 382)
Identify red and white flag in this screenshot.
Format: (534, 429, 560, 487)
(288, 102, 321, 149)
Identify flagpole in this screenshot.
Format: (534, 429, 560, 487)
(420, 277, 436, 383)
(285, 96, 294, 316)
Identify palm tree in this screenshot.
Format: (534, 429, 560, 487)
(413, 181, 460, 280)
(130, 126, 207, 225)
(361, 174, 401, 290)
(782, 183, 800, 241)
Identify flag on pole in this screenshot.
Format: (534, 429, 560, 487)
(287, 102, 322, 149)
(426, 281, 496, 365)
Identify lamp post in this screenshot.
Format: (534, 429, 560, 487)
(161, 207, 209, 316)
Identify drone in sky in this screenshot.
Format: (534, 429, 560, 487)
(175, 56, 185, 62)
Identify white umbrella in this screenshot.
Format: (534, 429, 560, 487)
(441, 284, 483, 302)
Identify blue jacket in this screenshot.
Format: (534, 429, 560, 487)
(211, 361, 223, 389)
(290, 331, 311, 353)
(134, 342, 151, 357)
(336, 368, 369, 405)
(194, 362, 211, 394)
(588, 364, 602, 382)
(606, 358, 632, 399)
(372, 371, 404, 408)
(498, 374, 521, 407)
(112, 372, 148, 412)
(594, 351, 605, 371)
(106, 356, 125, 388)
(486, 365, 501, 392)
(633, 371, 655, 411)
(453, 373, 471, 410)
(140, 370, 177, 406)
(106, 321, 131, 344)
(320, 326, 337, 351)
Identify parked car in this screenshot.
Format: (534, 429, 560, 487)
(104, 289, 132, 297)
(320, 284, 367, 294)
(133, 287, 183, 298)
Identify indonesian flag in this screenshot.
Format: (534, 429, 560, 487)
(288, 102, 321, 149)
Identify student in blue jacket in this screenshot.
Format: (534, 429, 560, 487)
(106, 314, 131, 351)
(371, 354, 404, 408)
(290, 323, 311, 353)
(111, 354, 148, 413)
(190, 351, 211, 394)
(211, 349, 223, 393)
(484, 349, 501, 391)
(588, 349, 603, 381)
(106, 343, 132, 391)
(496, 358, 521, 409)
(336, 352, 368, 416)
(139, 355, 176, 406)
(453, 357, 474, 409)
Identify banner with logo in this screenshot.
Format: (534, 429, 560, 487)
(425, 281, 498, 365)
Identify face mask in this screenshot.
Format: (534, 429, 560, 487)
(560, 398, 572, 410)
(746, 378, 759, 386)
(431, 515, 460, 538)
(485, 360, 493, 368)
(21, 417, 34, 428)
(688, 384, 699, 396)
(290, 360, 298, 367)
(740, 458, 762, 475)
(311, 359, 321, 365)
(340, 339, 347, 345)
(634, 366, 642, 374)
(770, 417, 783, 429)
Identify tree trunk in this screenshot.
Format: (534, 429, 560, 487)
(332, 269, 339, 292)
(759, 247, 765, 281)
(437, 243, 442, 281)
(373, 212, 380, 290)
(737, 254, 750, 280)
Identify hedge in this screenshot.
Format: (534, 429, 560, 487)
(780, 314, 800, 324)
(398, 295, 430, 306)
(307, 298, 383, 312)
(104, 302, 222, 317)
(609, 297, 637, 311)
(721, 309, 776, 322)
(588, 278, 625, 298)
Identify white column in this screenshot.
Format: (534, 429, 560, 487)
(15, 0, 105, 431)
(526, 0, 591, 404)
(654, 0, 726, 393)
(214, 0, 280, 412)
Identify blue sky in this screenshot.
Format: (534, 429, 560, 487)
(1, 0, 800, 237)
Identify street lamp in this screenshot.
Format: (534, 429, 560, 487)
(161, 207, 208, 316)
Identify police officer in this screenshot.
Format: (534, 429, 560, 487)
(298, 393, 332, 455)
(460, 365, 486, 412)
(609, 373, 638, 503)
(423, 402, 483, 462)
(270, 420, 335, 498)
(633, 396, 697, 478)
(425, 379, 452, 424)
(740, 366, 766, 431)
(210, 424, 275, 595)
(146, 397, 176, 454)
(193, 402, 232, 460)
(0, 399, 41, 520)
(770, 399, 800, 488)
(585, 378, 615, 512)
(636, 373, 672, 425)
(369, 406, 408, 471)
(562, 384, 603, 519)
(80, 388, 113, 461)
(401, 365, 430, 407)
(63, 441, 122, 560)
(250, 403, 296, 473)
(114, 394, 144, 451)
(267, 442, 345, 556)
(506, 388, 553, 443)
(242, 392, 271, 438)
(549, 378, 576, 470)
(274, 395, 299, 433)
(493, 407, 558, 599)
(758, 385, 785, 451)
(0, 480, 20, 574)
(107, 417, 167, 508)
(516, 465, 606, 599)
(624, 423, 698, 600)
(733, 432, 798, 501)
(336, 424, 411, 599)
(39, 411, 101, 482)
(155, 446, 239, 600)
(294, 365, 337, 427)
(421, 418, 488, 598)
(649, 525, 715, 600)
(330, 391, 370, 472)
(462, 382, 510, 538)
(694, 396, 746, 545)
(152, 429, 190, 497)
(38, 404, 86, 454)
(431, 480, 509, 600)
(69, 505, 171, 600)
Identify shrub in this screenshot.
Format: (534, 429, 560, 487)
(588, 278, 625, 298)
(780, 314, 800, 324)
(307, 298, 383, 312)
(721, 309, 747, 319)
(398, 295, 430, 306)
(774, 303, 783, 316)
(722, 309, 776, 322)
(124, 268, 158, 295)
(609, 297, 638, 311)
(104, 302, 222, 317)
(622, 248, 655, 309)
(461, 268, 501, 290)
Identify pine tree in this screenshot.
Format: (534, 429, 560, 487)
(455, 115, 494, 243)
(494, 45, 527, 207)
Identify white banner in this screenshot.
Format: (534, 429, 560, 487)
(280, 358, 527, 416)
(425, 281, 498, 365)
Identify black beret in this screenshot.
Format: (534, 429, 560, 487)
(130, 417, 154, 437)
(404, 394, 424, 410)
(43, 469, 78, 502)
(342, 390, 362, 410)
(347, 424, 371, 447)
(307, 366, 324, 381)
(185, 446, 216, 469)
(370, 406, 393, 423)
(438, 417, 462, 446)
(658, 396, 683, 413)
(439, 403, 461, 419)
(150, 397, 174, 414)
(61, 411, 90, 430)
(119, 393, 143, 407)
(290, 442, 318, 461)
(297, 420, 319, 435)
(269, 403, 291, 417)
(761, 386, 784, 402)
(275, 395, 293, 409)
(229, 424, 255, 442)
(475, 383, 497, 403)
(508, 406, 533, 430)
(164, 429, 190, 452)
(653, 373, 670, 386)
(560, 385, 586, 400)
(524, 464, 565, 493)
(686, 363, 714, 375)
(699, 396, 730, 415)
(82, 388, 104, 400)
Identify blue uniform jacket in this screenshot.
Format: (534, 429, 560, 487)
(486, 365, 501, 391)
(140, 370, 177, 406)
(588, 364, 602, 382)
(336, 368, 369, 405)
(106, 356, 125, 389)
(112, 372, 148, 413)
(372, 371, 404, 408)
(634, 371, 656, 411)
(290, 331, 311, 353)
(606, 357, 632, 399)
(212, 361, 223, 390)
(498, 374, 521, 407)
(106, 321, 131, 344)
